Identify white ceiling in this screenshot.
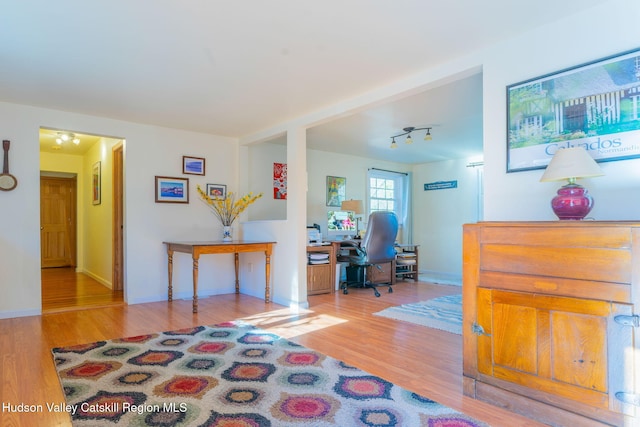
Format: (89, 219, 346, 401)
(2, 1, 609, 163)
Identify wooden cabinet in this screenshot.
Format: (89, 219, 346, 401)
(462, 221, 640, 427)
(307, 245, 335, 295)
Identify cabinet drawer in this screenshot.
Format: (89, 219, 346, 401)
(479, 271, 631, 303)
(480, 243, 631, 284)
(480, 226, 632, 249)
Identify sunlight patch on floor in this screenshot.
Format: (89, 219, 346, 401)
(240, 307, 348, 339)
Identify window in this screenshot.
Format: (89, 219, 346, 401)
(367, 169, 407, 225)
(370, 177, 396, 213)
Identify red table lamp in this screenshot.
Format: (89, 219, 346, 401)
(540, 147, 604, 220)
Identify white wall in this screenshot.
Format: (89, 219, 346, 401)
(247, 142, 287, 221)
(0, 101, 240, 318)
(483, 0, 640, 220)
(124, 127, 240, 305)
(306, 148, 410, 240)
(246, 141, 412, 241)
(413, 159, 482, 283)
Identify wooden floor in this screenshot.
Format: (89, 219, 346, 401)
(1, 278, 546, 427)
(41, 267, 124, 313)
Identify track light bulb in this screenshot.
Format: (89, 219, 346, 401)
(389, 126, 432, 149)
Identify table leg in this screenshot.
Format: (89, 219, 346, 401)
(265, 251, 271, 303)
(234, 252, 240, 294)
(192, 254, 200, 313)
(167, 249, 174, 301)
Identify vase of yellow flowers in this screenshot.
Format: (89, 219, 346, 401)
(196, 185, 263, 242)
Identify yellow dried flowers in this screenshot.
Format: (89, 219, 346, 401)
(196, 185, 263, 226)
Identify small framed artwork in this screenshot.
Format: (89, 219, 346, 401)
(273, 162, 287, 199)
(206, 183, 227, 198)
(155, 176, 189, 203)
(507, 47, 640, 172)
(326, 176, 346, 207)
(92, 161, 101, 205)
(182, 156, 206, 175)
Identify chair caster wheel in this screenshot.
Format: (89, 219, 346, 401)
(343, 289, 349, 295)
(374, 290, 381, 297)
(388, 287, 393, 293)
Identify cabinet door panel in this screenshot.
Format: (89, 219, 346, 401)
(551, 311, 607, 392)
(493, 302, 537, 374)
(478, 288, 633, 413)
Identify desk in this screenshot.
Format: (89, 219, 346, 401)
(163, 240, 276, 313)
(332, 241, 396, 286)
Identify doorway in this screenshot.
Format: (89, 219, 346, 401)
(39, 128, 124, 312)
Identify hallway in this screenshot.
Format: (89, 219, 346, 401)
(41, 267, 123, 313)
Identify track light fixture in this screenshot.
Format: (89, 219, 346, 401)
(389, 126, 432, 149)
(55, 132, 80, 145)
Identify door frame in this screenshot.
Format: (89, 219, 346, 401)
(112, 142, 124, 291)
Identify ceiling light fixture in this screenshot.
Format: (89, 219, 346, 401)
(55, 132, 80, 145)
(389, 126, 432, 149)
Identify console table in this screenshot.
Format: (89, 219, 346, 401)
(163, 240, 276, 313)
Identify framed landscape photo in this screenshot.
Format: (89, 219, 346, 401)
(507, 48, 640, 172)
(182, 156, 206, 175)
(206, 183, 226, 198)
(326, 176, 346, 207)
(155, 176, 189, 203)
(92, 161, 101, 205)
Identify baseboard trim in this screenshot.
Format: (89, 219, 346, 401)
(418, 270, 462, 286)
(0, 308, 41, 319)
(80, 269, 113, 289)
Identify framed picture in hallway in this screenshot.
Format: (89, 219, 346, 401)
(155, 176, 189, 203)
(507, 48, 640, 172)
(92, 161, 101, 205)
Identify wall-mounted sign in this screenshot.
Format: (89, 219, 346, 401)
(424, 180, 457, 191)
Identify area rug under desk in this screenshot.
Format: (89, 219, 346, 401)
(51, 321, 485, 426)
(373, 294, 463, 335)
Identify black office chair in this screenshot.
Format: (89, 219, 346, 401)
(338, 211, 398, 297)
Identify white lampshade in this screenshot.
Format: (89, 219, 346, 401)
(540, 147, 604, 183)
(341, 199, 364, 214)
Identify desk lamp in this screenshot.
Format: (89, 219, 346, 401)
(540, 147, 604, 220)
(341, 199, 364, 236)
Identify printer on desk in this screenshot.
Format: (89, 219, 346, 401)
(307, 223, 322, 245)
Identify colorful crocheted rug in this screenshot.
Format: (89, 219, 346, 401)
(52, 321, 486, 426)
